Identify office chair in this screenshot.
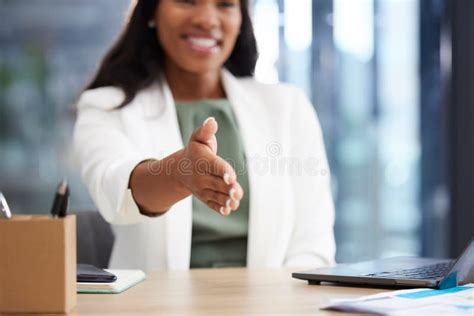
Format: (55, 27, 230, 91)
(74, 210, 115, 268)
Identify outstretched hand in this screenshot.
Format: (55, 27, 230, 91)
(176, 117, 244, 216)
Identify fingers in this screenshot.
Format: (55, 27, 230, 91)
(190, 117, 218, 153)
(201, 174, 238, 195)
(200, 174, 244, 207)
(184, 116, 245, 218)
(208, 155, 238, 184)
(208, 134, 217, 154)
(206, 201, 232, 216)
(188, 117, 237, 182)
(228, 182, 244, 201)
(188, 142, 238, 185)
(203, 189, 240, 210)
(197, 187, 242, 216)
(194, 173, 244, 217)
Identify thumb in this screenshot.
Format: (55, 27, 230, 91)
(190, 117, 218, 153)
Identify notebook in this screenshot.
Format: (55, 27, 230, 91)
(77, 269, 146, 294)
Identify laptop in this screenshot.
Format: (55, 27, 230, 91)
(292, 238, 474, 289)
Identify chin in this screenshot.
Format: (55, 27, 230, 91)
(181, 61, 224, 75)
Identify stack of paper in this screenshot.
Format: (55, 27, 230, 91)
(77, 270, 146, 294)
(322, 284, 474, 315)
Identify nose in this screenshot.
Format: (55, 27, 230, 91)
(191, 3, 220, 30)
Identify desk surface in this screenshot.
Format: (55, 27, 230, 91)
(71, 268, 388, 315)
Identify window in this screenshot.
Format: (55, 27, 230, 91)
(0, 0, 448, 261)
(253, 0, 445, 262)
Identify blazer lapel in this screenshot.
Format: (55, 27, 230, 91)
(222, 70, 275, 267)
(138, 80, 193, 270)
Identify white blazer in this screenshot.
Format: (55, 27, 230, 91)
(73, 70, 336, 272)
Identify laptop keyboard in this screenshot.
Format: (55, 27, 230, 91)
(366, 261, 454, 279)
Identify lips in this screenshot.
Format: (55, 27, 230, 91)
(182, 34, 222, 55)
(188, 37, 218, 48)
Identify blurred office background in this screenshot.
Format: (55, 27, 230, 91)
(1, 0, 472, 263)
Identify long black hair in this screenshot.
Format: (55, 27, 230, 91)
(85, 0, 258, 107)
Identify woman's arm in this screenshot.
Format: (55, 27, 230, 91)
(128, 150, 189, 216)
(129, 118, 243, 216)
(74, 99, 243, 224)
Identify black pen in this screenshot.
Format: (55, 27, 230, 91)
(59, 182, 69, 218)
(50, 179, 69, 218)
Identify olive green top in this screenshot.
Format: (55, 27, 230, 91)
(175, 99, 250, 268)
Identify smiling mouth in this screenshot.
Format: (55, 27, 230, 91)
(182, 35, 222, 54)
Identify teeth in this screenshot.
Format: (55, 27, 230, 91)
(188, 37, 217, 48)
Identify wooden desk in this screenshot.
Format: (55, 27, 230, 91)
(70, 268, 388, 315)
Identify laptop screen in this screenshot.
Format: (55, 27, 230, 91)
(439, 238, 474, 289)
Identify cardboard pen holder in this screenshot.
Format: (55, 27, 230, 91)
(0, 215, 77, 313)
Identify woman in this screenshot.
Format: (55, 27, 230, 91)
(74, 0, 335, 271)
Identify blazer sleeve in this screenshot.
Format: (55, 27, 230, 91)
(284, 88, 336, 268)
(73, 88, 152, 225)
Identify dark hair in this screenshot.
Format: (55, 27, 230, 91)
(85, 0, 258, 107)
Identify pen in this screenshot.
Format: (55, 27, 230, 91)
(0, 192, 12, 219)
(50, 179, 69, 218)
(59, 182, 69, 218)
